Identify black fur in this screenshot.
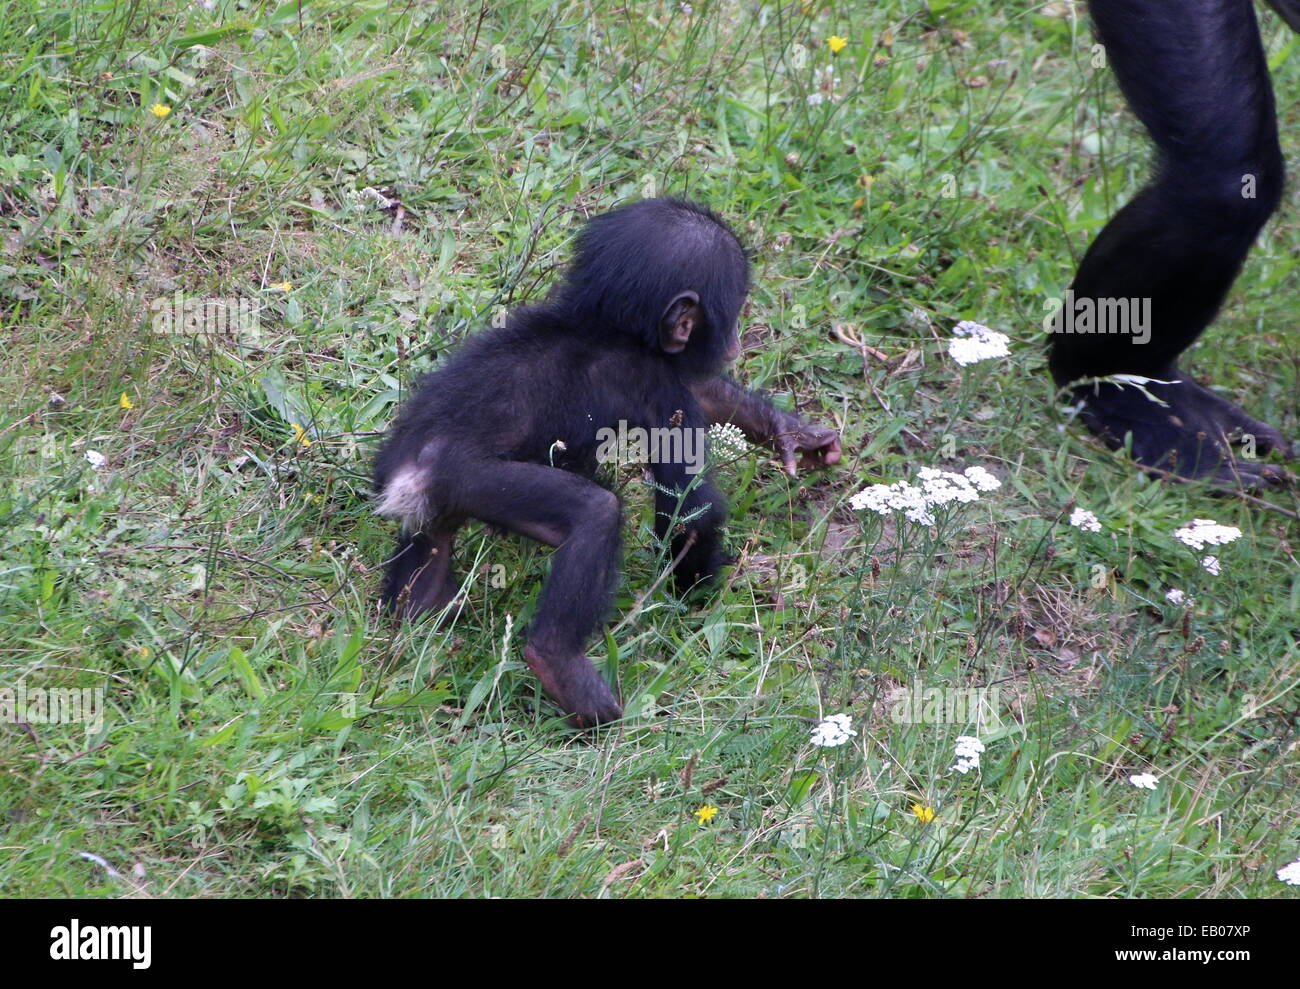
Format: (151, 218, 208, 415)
(1049, 0, 1293, 485)
(374, 199, 760, 729)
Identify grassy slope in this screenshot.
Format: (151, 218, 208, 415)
(0, 0, 1297, 897)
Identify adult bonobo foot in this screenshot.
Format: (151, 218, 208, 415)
(522, 645, 623, 729)
(1069, 373, 1293, 488)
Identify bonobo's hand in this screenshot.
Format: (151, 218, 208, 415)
(774, 417, 842, 476)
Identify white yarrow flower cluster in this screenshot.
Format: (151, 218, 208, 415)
(952, 735, 985, 774)
(810, 713, 857, 748)
(947, 321, 1011, 366)
(1172, 519, 1241, 575)
(1165, 589, 1187, 605)
(849, 466, 1001, 528)
(1277, 860, 1300, 886)
(85, 450, 107, 469)
(707, 422, 749, 461)
(1069, 507, 1102, 533)
(1129, 773, 1159, 790)
(1173, 518, 1242, 550)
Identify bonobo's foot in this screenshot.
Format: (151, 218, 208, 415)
(1068, 372, 1293, 487)
(392, 575, 461, 622)
(384, 531, 462, 621)
(671, 529, 729, 597)
(522, 644, 623, 729)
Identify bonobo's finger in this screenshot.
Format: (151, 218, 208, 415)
(780, 426, 841, 474)
(798, 428, 841, 470)
(778, 436, 799, 476)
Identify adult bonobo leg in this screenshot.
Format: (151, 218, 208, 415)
(1050, 0, 1293, 485)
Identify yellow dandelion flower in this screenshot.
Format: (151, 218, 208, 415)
(694, 804, 718, 824)
(119, 392, 134, 410)
(290, 423, 312, 447)
(911, 803, 935, 824)
(149, 103, 171, 118)
(828, 36, 848, 54)
(270, 281, 292, 292)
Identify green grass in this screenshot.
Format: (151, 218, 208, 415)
(1, 0, 1297, 898)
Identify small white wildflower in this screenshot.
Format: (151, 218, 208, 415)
(947, 320, 1010, 366)
(708, 422, 749, 460)
(1165, 589, 1186, 605)
(806, 92, 826, 106)
(84, 450, 107, 469)
(813, 65, 839, 99)
(849, 480, 935, 527)
(918, 466, 980, 507)
(1068, 507, 1102, 533)
(810, 712, 857, 748)
(1173, 518, 1242, 551)
(952, 735, 985, 773)
(1128, 773, 1159, 790)
(1200, 555, 1222, 576)
(962, 465, 1001, 491)
(851, 464, 1000, 528)
(1277, 860, 1300, 886)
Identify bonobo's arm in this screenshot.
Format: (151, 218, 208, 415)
(692, 377, 841, 476)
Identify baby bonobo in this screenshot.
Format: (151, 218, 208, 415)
(374, 198, 840, 728)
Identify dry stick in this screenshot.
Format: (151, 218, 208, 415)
(832, 322, 927, 449)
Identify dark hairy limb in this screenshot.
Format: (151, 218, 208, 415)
(691, 376, 841, 476)
(1050, 0, 1293, 484)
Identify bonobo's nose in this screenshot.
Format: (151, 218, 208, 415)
(724, 334, 742, 361)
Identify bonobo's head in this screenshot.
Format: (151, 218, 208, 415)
(557, 198, 751, 374)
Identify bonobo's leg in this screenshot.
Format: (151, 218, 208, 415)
(691, 377, 841, 475)
(382, 521, 463, 620)
(651, 452, 728, 595)
(1051, 0, 1291, 484)
(381, 446, 624, 728)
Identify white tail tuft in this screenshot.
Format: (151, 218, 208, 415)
(374, 466, 428, 528)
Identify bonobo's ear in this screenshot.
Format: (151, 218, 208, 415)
(659, 291, 700, 353)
